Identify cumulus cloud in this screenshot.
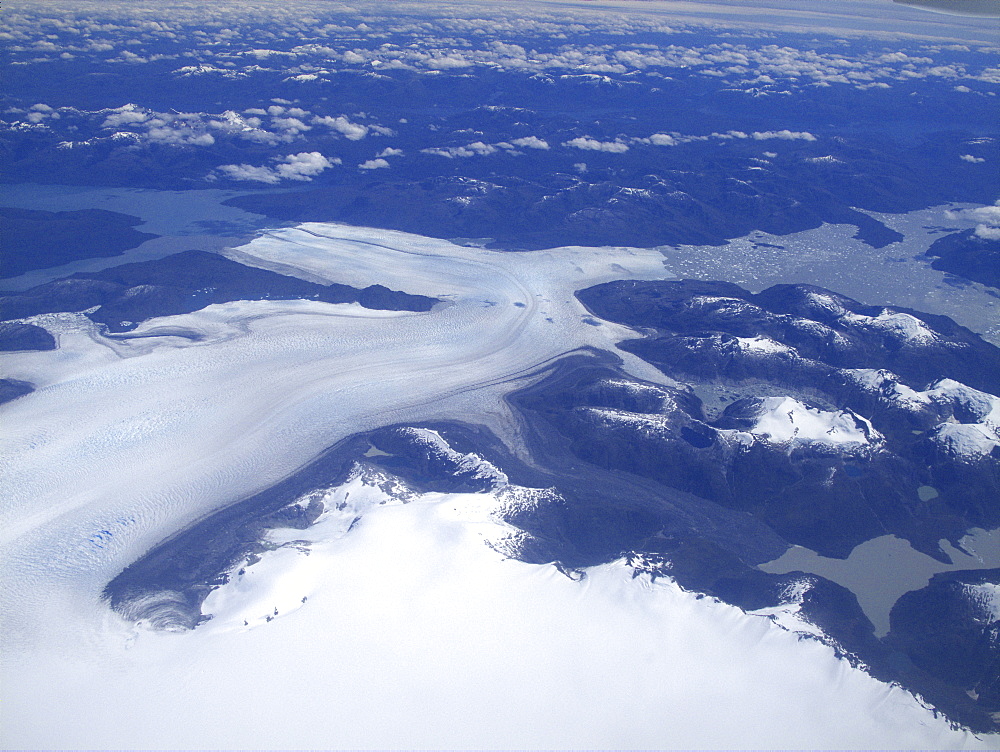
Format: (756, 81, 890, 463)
(945, 201, 1000, 240)
(146, 125, 215, 146)
(276, 151, 338, 180)
(91, 104, 295, 146)
(214, 163, 279, 183)
(358, 158, 390, 170)
(422, 141, 498, 158)
(313, 115, 368, 140)
(101, 105, 149, 128)
(8, 2, 1000, 98)
(271, 116, 311, 135)
(945, 201, 1000, 225)
(564, 137, 629, 153)
(960, 154, 986, 163)
(174, 64, 246, 79)
(647, 133, 678, 146)
(377, 147, 404, 157)
(215, 151, 339, 183)
(509, 136, 550, 150)
(751, 130, 817, 141)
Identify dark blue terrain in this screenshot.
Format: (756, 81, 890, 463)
(925, 229, 1000, 289)
(0, 207, 158, 278)
(0, 250, 437, 333)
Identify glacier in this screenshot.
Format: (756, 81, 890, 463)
(1, 223, 996, 749)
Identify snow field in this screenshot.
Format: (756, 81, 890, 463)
(5, 475, 991, 749)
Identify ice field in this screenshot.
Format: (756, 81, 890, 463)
(1, 223, 996, 749)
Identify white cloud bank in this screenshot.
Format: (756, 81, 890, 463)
(509, 135, 550, 150)
(215, 151, 339, 183)
(945, 199, 1000, 239)
(313, 114, 369, 140)
(564, 136, 629, 153)
(422, 141, 499, 158)
(752, 130, 817, 141)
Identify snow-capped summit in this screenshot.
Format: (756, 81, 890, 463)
(748, 396, 883, 448)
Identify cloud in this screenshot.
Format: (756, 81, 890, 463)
(89, 105, 295, 146)
(509, 136, 550, 150)
(101, 106, 148, 128)
(647, 133, 678, 146)
(377, 147, 404, 157)
(313, 115, 368, 140)
(146, 125, 215, 146)
(174, 64, 246, 79)
(271, 116, 311, 135)
(564, 137, 629, 153)
(945, 201, 1000, 225)
(215, 152, 339, 183)
(945, 201, 1000, 240)
(359, 158, 390, 170)
(214, 163, 281, 183)
(424, 54, 472, 70)
(275, 151, 337, 180)
(422, 141, 499, 158)
(8, 1, 1000, 100)
(751, 130, 817, 141)
(960, 154, 986, 163)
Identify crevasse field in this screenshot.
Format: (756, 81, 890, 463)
(1, 223, 995, 749)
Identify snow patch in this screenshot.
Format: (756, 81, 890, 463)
(582, 407, 675, 437)
(932, 422, 1000, 459)
(397, 427, 509, 487)
(841, 309, 938, 344)
(842, 371, 1000, 458)
(751, 397, 882, 448)
(924, 380, 1000, 460)
(735, 335, 793, 354)
(841, 368, 932, 411)
(964, 583, 1000, 622)
(803, 291, 849, 316)
(751, 579, 827, 640)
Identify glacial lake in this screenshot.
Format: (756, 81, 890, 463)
(0, 183, 295, 291)
(760, 528, 1000, 637)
